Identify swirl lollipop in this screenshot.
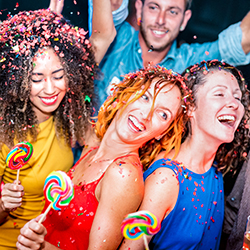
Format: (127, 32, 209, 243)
(6, 141, 33, 182)
(121, 210, 161, 250)
(38, 170, 74, 223)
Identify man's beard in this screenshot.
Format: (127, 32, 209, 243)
(140, 24, 171, 53)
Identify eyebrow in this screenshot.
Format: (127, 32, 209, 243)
(213, 84, 241, 93)
(147, 2, 182, 11)
(32, 68, 64, 75)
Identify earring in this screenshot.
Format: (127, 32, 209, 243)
(137, 17, 142, 26)
(155, 134, 163, 141)
(180, 26, 184, 31)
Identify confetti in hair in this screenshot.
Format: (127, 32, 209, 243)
(0, 9, 89, 59)
(0, 9, 97, 148)
(182, 59, 250, 174)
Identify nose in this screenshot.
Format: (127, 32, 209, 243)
(44, 77, 56, 94)
(140, 106, 152, 121)
(226, 96, 239, 110)
(156, 10, 166, 26)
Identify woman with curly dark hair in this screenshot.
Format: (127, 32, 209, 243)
(0, 2, 115, 247)
(16, 65, 192, 250)
(120, 60, 250, 250)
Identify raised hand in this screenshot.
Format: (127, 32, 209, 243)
(48, 0, 64, 15)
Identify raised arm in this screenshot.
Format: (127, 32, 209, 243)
(48, 0, 117, 64)
(111, 0, 124, 12)
(89, 0, 117, 64)
(48, 0, 64, 15)
(241, 11, 250, 54)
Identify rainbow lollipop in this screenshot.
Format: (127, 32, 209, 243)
(121, 210, 161, 250)
(38, 170, 74, 223)
(6, 141, 33, 182)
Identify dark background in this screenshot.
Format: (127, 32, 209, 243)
(178, 0, 250, 87)
(0, 0, 249, 87)
(0, 0, 89, 29)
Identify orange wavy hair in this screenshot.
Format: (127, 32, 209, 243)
(95, 65, 192, 170)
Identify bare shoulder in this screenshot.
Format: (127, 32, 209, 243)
(102, 154, 144, 193)
(106, 154, 143, 179)
(141, 161, 179, 216)
(145, 164, 178, 187)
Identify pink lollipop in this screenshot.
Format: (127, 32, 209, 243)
(6, 141, 33, 181)
(121, 210, 161, 250)
(38, 170, 74, 223)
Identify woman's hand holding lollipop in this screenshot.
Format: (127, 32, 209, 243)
(121, 210, 161, 250)
(38, 170, 74, 223)
(6, 141, 33, 182)
(1, 142, 33, 213)
(16, 170, 74, 249)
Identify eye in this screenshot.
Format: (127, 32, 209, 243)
(31, 73, 43, 83)
(215, 92, 224, 97)
(53, 75, 64, 80)
(158, 111, 168, 120)
(169, 10, 178, 15)
(141, 94, 149, 101)
(234, 96, 242, 101)
(148, 4, 158, 11)
(31, 78, 43, 83)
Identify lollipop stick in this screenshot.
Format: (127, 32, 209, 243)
(16, 169, 20, 183)
(143, 235, 150, 250)
(38, 203, 52, 224)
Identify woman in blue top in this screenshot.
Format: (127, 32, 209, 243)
(120, 60, 250, 250)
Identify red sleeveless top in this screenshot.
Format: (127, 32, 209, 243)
(43, 148, 102, 250)
(43, 148, 141, 249)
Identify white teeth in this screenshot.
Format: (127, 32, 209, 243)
(153, 30, 167, 35)
(218, 115, 235, 122)
(40, 96, 57, 103)
(129, 115, 145, 131)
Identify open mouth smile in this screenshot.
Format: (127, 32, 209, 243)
(128, 115, 146, 132)
(217, 115, 236, 127)
(40, 94, 58, 105)
(152, 30, 169, 35)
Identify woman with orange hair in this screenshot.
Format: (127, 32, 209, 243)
(17, 65, 191, 250)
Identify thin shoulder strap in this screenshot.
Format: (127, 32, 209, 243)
(74, 146, 99, 167)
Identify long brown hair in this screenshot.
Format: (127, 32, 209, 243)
(182, 60, 250, 174)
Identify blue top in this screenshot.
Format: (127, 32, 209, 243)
(143, 158, 224, 250)
(96, 20, 250, 108)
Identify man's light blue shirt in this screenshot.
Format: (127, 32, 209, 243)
(96, 21, 250, 108)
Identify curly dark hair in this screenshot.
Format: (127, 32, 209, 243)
(182, 60, 250, 174)
(96, 65, 192, 170)
(0, 9, 98, 148)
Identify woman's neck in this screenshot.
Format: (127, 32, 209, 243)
(174, 135, 219, 174)
(91, 136, 139, 163)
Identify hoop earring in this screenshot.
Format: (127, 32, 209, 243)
(137, 17, 142, 26)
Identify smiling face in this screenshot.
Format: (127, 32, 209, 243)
(136, 0, 191, 52)
(30, 47, 67, 123)
(113, 79, 182, 146)
(191, 70, 245, 145)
